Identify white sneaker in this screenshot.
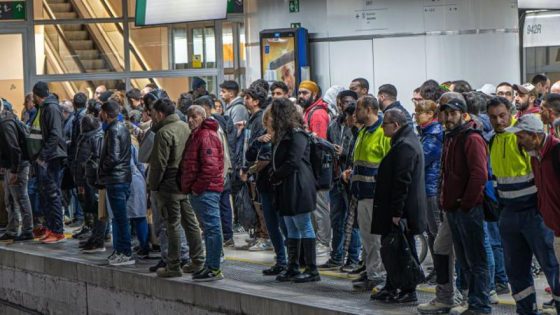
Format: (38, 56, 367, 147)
(449, 302, 469, 315)
(108, 253, 136, 266)
(489, 290, 499, 305)
(248, 239, 273, 251)
(417, 298, 456, 314)
(316, 243, 330, 257)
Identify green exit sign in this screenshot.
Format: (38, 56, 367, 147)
(0, 1, 25, 20)
(289, 0, 299, 13)
(291, 23, 301, 29)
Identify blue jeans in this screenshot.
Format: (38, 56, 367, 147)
(458, 222, 495, 292)
(71, 189, 84, 221)
(37, 158, 64, 234)
(219, 189, 233, 241)
(28, 176, 42, 221)
(447, 206, 491, 314)
(107, 183, 132, 256)
(191, 191, 223, 271)
(486, 221, 509, 285)
(283, 212, 315, 239)
(260, 191, 287, 266)
(500, 207, 560, 315)
(329, 183, 360, 264)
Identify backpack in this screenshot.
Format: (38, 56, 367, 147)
(296, 129, 336, 190)
(1, 114, 31, 161)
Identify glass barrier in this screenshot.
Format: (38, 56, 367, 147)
(35, 23, 125, 75)
(129, 23, 170, 71)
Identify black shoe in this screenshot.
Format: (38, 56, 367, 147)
(389, 291, 417, 304)
(495, 282, 510, 295)
(276, 268, 301, 282)
(370, 288, 397, 301)
(149, 260, 166, 272)
(424, 269, 437, 285)
(277, 238, 301, 282)
(136, 249, 150, 259)
(14, 233, 34, 241)
(318, 259, 343, 270)
(72, 226, 91, 239)
(81, 242, 106, 253)
(349, 262, 365, 274)
(79, 239, 90, 248)
(351, 272, 368, 284)
(192, 268, 224, 282)
(293, 238, 321, 283)
(340, 261, 359, 273)
(0, 233, 15, 242)
(263, 264, 286, 276)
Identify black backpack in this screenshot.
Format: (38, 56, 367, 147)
(552, 143, 560, 177)
(1, 115, 31, 161)
(296, 129, 335, 190)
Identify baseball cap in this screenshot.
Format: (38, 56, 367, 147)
(477, 83, 496, 96)
(505, 114, 544, 134)
(513, 83, 536, 95)
(440, 98, 467, 113)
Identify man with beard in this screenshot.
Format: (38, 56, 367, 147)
(487, 97, 560, 315)
(541, 93, 560, 137)
(349, 78, 370, 98)
(298, 80, 332, 257)
(513, 83, 540, 119)
(439, 93, 491, 315)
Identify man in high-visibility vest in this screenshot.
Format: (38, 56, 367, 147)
(487, 97, 560, 315)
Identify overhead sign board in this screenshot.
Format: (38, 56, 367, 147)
(0, 1, 25, 20)
(518, 0, 560, 9)
(136, 0, 227, 26)
(523, 12, 560, 47)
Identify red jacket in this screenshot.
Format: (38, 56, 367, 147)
(440, 121, 488, 212)
(531, 135, 560, 236)
(180, 119, 224, 195)
(303, 99, 330, 139)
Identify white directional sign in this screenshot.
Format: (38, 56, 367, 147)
(136, 0, 227, 26)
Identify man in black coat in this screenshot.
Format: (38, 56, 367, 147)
(32, 81, 68, 244)
(98, 100, 133, 266)
(0, 100, 34, 242)
(370, 108, 427, 303)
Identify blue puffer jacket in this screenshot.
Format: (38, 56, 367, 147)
(418, 122, 443, 197)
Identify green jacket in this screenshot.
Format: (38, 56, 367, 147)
(148, 114, 191, 193)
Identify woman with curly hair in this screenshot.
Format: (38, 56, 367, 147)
(269, 97, 320, 283)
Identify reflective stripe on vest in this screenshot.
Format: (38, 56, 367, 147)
(498, 185, 537, 199)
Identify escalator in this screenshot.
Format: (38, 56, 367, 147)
(42, 0, 153, 95)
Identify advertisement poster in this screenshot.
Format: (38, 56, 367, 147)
(261, 35, 297, 96)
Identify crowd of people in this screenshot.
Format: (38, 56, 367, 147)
(0, 74, 560, 315)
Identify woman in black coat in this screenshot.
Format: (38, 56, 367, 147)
(370, 109, 427, 303)
(269, 98, 319, 283)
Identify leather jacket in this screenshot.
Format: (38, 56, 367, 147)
(98, 120, 132, 185)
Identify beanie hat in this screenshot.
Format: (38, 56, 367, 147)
(191, 77, 206, 90)
(33, 81, 50, 98)
(299, 80, 319, 95)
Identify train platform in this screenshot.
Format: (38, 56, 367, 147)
(0, 231, 551, 315)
